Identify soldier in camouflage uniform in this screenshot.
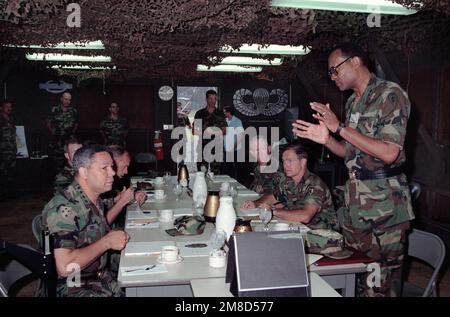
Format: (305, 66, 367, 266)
(100, 102, 128, 147)
(242, 144, 337, 230)
(53, 138, 82, 193)
(293, 43, 414, 296)
(193, 90, 227, 175)
(248, 135, 282, 194)
(46, 92, 79, 171)
(42, 144, 129, 297)
(0, 100, 17, 200)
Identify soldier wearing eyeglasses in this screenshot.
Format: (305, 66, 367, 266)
(292, 43, 414, 297)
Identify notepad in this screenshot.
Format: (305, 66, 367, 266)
(124, 241, 175, 256)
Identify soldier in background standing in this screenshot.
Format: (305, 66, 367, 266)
(100, 102, 128, 147)
(46, 92, 79, 171)
(0, 100, 17, 200)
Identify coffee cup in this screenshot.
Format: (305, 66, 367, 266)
(155, 189, 165, 199)
(155, 176, 164, 184)
(273, 222, 290, 231)
(209, 250, 226, 268)
(161, 245, 179, 262)
(159, 209, 173, 222)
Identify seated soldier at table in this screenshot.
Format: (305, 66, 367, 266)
(53, 138, 82, 193)
(42, 144, 131, 297)
(241, 143, 337, 230)
(102, 145, 146, 214)
(248, 135, 283, 194)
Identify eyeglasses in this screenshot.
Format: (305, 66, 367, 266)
(328, 56, 353, 77)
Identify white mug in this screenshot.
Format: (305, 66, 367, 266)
(209, 250, 226, 268)
(155, 189, 165, 198)
(159, 209, 173, 222)
(161, 245, 179, 262)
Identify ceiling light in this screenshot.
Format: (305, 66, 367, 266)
(271, 0, 419, 15)
(5, 40, 105, 50)
(197, 65, 262, 72)
(26, 53, 111, 62)
(50, 65, 116, 70)
(209, 56, 283, 66)
(219, 44, 310, 55)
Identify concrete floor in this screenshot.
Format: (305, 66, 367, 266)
(1, 191, 449, 297)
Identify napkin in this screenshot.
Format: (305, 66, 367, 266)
(124, 241, 175, 256)
(120, 264, 167, 276)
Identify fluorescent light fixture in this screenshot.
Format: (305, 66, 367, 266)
(50, 65, 116, 70)
(26, 53, 111, 62)
(271, 0, 419, 15)
(209, 56, 283, 66)
(219, 44, 310, 55)
(5, 40, 105, 50)
(197, 64, 262, 72)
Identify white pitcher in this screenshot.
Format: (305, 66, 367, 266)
(215, 196, 236, 240)
(192, 171, 208, 203)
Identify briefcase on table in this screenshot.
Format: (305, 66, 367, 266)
(226, 231, 310, 297)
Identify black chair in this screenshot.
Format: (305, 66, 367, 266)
(0, 245, 35, 297)
(0, 227, 57, 297)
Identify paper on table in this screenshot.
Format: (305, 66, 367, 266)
(125, 221, 160, 229)
(128, 210, 158, 219)
(237, 190, 259, 196)
(124, 241, 175, 256)
(176, 241, 214, 257)
(306, 254, 323, 266)
(120, 264, 167, 276)
(239, 208, 260, 217)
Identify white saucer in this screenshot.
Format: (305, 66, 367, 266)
(158, 216, 174, 223)
(157, 255, 183, 264)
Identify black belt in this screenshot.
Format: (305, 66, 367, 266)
(350, 165, 404, 180)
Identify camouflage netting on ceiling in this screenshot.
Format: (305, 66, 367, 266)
(0, 0, 449, 81)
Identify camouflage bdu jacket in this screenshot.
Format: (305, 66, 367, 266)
(42, 182, 112, 296)
(0, 114, 16, 158)
(100, 116, 128, 146)
(49, 106, 78, 147)
(249, 162, 282, 195)
(272, 171, 338, 230)
(53, 165, 75, 193)
(194, 107, 227, 146)
(343, 75, 414, 230)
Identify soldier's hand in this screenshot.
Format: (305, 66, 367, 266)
(241, 200, 256, 209)
(105, 230, 130, 251)
(118, 187, 135, 205)
(134, 191, 146, 206)
(292, 119, 330, 145)
(310, 102, 340, 133)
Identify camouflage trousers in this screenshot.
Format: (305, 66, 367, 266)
(57, 270, 124, 297)
(342, 220, 410, 297)
(0, 155, 16, 197)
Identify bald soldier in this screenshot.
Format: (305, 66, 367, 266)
(42, 144, 130, 297)
(293, 43, 414, 297)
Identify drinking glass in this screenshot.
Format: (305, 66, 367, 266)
(163, 171, 171, 186)
(259, 207, 272, 231)
(173, 183, 183, 200)
(210, 229, 227, 251)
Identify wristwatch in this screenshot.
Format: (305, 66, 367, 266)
(335, 122, 345, 135)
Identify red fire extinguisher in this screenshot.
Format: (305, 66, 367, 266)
(154, 130, 164, 161)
